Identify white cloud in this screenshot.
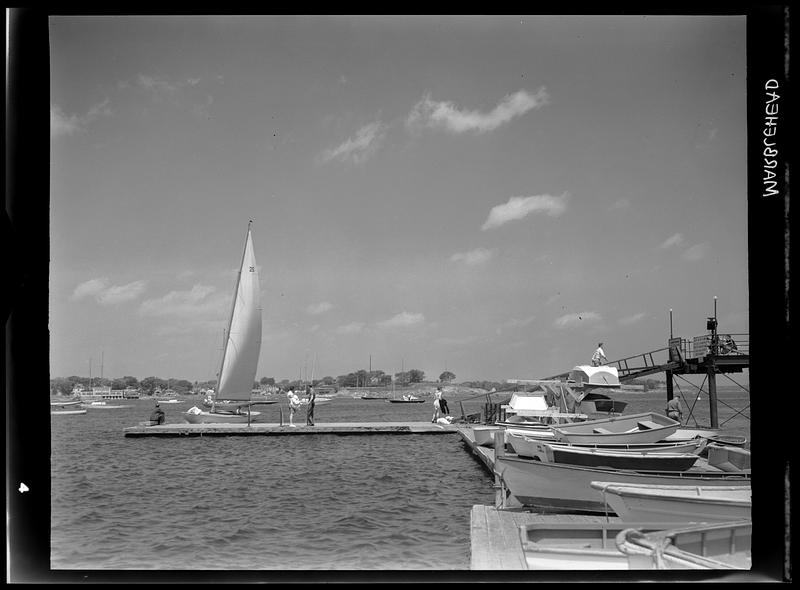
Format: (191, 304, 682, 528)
(336, 321, 365, 334)
(71, 278, 110, 300)
(619, 312, 647, 326)
(504, 314, 537, 329)
(71, 277, 147, 305)
(682, 242, 710, 261)
(406, 88, 549, 134)
(450, 248, 494, 266)
(553, 311, 602, 329)
(306, 301, 334, 315)
(139, 284, 224, 318)
(377, 311, 425, 329)
(319, 121, 388, 165)
(97, 281, 147, 305)
(610, 198, 631, 210)
(660, 233, 684, 249)
(481, 193, 568, 231)
(51, 98, 112, 139)
(137, 74, 179, 97)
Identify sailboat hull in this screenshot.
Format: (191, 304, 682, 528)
(184, 410, 262, 424)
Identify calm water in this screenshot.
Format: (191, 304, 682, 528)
(50, 389, 750, 571)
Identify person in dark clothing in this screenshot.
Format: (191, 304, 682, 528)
(150, 402, 165, 425)
(306, 385, 316, 426)
(438, 388, 450, 416)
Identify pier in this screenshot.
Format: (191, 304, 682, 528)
(123, 421, 459, 437)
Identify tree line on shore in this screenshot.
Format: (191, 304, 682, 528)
(49, 368, 462, 396)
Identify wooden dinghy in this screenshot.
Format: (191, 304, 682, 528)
(472, 426, 502, 447)
(506, 430, 706, 457)
(551, 412, 681, 445)
(518, 520, 692, 570)
(706, 444, 751, 472)
(506, 435, 700, 471)
(590, 481, 751, 523)
(614, 520, 752, 569)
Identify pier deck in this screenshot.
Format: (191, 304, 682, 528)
(123, 421, 459, 437)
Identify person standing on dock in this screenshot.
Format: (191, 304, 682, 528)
(286, 389, 301, 427)
(305, 385, 316, 426)
(666, 396, 683, 423)
(437, 386, 450, 416)
(431, 388, 442, 423)
(591, 342, 607, 366)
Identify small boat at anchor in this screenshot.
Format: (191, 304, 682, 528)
(590, 481, 751, 523)
(51, 400, 86, 415)
(387, 394, 425, 404)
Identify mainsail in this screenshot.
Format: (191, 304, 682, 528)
(216, 222, 262, 403)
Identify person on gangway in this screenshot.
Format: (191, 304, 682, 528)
(591, 342, 607, 366)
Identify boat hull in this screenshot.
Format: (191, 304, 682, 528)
(184, 410, 262, 424)
(51, 409, 87, 415)
(552, 412, 680, 445)
(589, 482, 751, 523)
(497, 454, 751, 514)
(509, 437, 700, 471)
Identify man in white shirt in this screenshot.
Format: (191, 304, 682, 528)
(591, 342, 607, 366)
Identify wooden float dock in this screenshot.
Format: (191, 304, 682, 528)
(459, 426, 636, 571)
(123, 421, 459, 437)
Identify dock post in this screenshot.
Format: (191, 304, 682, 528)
(493, 430, 506, 508)
(665, 369, 674, 402)
(279, 406, 284, 426)
(707, 360, 719, 428)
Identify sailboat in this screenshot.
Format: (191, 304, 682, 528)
(184, 222, 276, 424)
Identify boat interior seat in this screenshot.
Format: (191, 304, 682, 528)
(592, 427, 613, 434)
(637, 420, 660, 430)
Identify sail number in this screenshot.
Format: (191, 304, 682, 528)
(249, 266, 255, 272)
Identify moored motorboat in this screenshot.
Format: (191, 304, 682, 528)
(551, 412, 681, 445)
(614, 520, 752, 569)
(590, 481, 751, 523)
(495, 452, 751, 514)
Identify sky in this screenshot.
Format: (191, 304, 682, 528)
(49, 15, 749, 384)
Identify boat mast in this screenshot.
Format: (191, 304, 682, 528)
(213, 220, 253, 412)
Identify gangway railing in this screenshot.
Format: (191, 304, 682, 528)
(543, 332, 748, 383)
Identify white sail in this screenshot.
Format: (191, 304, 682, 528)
(217, 225, 262, 402)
